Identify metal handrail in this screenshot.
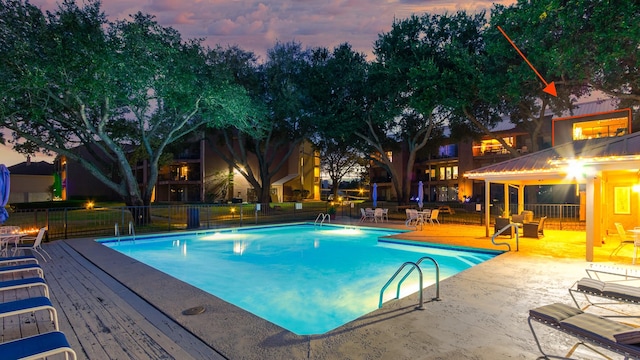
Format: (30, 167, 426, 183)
(314, 213, 330, 226)
(491, 223, 520, 251)
(379, 261, 424, 310)
(128, 221, 136, 243)
(396, 256, 441, 302)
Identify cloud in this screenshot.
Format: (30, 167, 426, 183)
(27, 0, 515, 59)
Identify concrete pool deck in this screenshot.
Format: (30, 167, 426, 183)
(7, 219, 640, 359)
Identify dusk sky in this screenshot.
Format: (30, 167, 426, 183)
(2, 0, 514, 166)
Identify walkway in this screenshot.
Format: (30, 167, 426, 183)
(3, 220, 640, 359)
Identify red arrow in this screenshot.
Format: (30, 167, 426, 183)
(497, 26, 557, 97)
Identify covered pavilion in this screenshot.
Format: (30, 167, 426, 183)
(466, 131, 640, 261)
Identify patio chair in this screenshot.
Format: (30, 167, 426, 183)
(523, 216, 547, 238)
(0, 331, 76, 360)
(511, 213, 524, 224)
(610, 222, 635, 258)
(528, 302, 640, 359)
(425, 209, 440, 225)
(0, 262, 45, 278)
(12, 227, 51, 261)
(360, 208, 374, 222)
(382, 208, 389, 222)
(374, 208, 384, 223)
(0, 296, 59, 330)
(494, 217, 514, 238)
(405, 209, 420, 228)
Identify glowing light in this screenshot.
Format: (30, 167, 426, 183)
(565, 160, 585, 180)
(200, 232, 247, 241)
(233, 240, 248, 254)
(85, 201, 95, 210)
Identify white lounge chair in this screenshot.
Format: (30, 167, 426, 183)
(13, 227, 51, 261)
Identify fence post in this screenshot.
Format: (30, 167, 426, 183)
(64, 208, 68, 239)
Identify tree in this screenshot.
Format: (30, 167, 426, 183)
(485, 0, 639, 149)
(0, 0, 254, 212)
(207, 42, 316, 204)
(315, 139, 365, 200)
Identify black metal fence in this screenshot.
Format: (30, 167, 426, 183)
(2, 201, 585, 240)
(3, 202, 331, 240)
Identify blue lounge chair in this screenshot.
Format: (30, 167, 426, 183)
(0, 331, 76, 360)
(0, 262, 44, 278)
(0, 277, 49, 298)
(0, 254, 39, 266)
(0, 296, 59, 330)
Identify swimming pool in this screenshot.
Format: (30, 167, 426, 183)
(100, 223, 499, 335)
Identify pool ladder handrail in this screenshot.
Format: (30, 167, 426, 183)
(114, 222, 136, 243)
(491, 223, 519, 251)
(314, 213, 331, 226)
(379, 256, 442, 310)
(379, 261, 424, 310)
(128, 221, 136, 243)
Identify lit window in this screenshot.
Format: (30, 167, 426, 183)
(572, 117, 629, 141)
(386, 151, 393, 162)
(452, 166, 458, 179)
(439, 167, 445, 180)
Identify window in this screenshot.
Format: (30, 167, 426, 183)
(438, 144, 458, 158)
(439, 167, 445, 180)
(386, 151, 393, 163)
(452, 166, 458, 180)
(473, 137, 514, 155)
(572, 117, 629, 141)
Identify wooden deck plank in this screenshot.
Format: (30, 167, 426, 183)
(2, 241, 224, 360)
(42, 244, 187, 360)
(39, 241, 223, 360)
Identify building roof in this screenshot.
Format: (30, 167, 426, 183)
(465, 131, 640, 183)
(8, 161, 54, 176)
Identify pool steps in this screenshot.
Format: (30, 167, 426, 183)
(379, 256, 441, 310)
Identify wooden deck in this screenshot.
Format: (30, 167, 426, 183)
(1, 242, 225, 360)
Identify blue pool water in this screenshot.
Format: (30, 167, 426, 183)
(100, 223, 499, 335)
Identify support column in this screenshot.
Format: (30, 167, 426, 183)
(518, 185, 525, 214)
(585, 175, 601, 262)
(504, 183, 510, 217)
(485, 181, 491, 237)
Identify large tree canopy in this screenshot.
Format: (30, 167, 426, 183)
(208, 42, 317, 204)
(0, 0, 255, 208)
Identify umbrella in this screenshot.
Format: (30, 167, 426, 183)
(372, 183, 378, 208)
(417, 181, 424, 209)
(0, 164, 10, 224)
